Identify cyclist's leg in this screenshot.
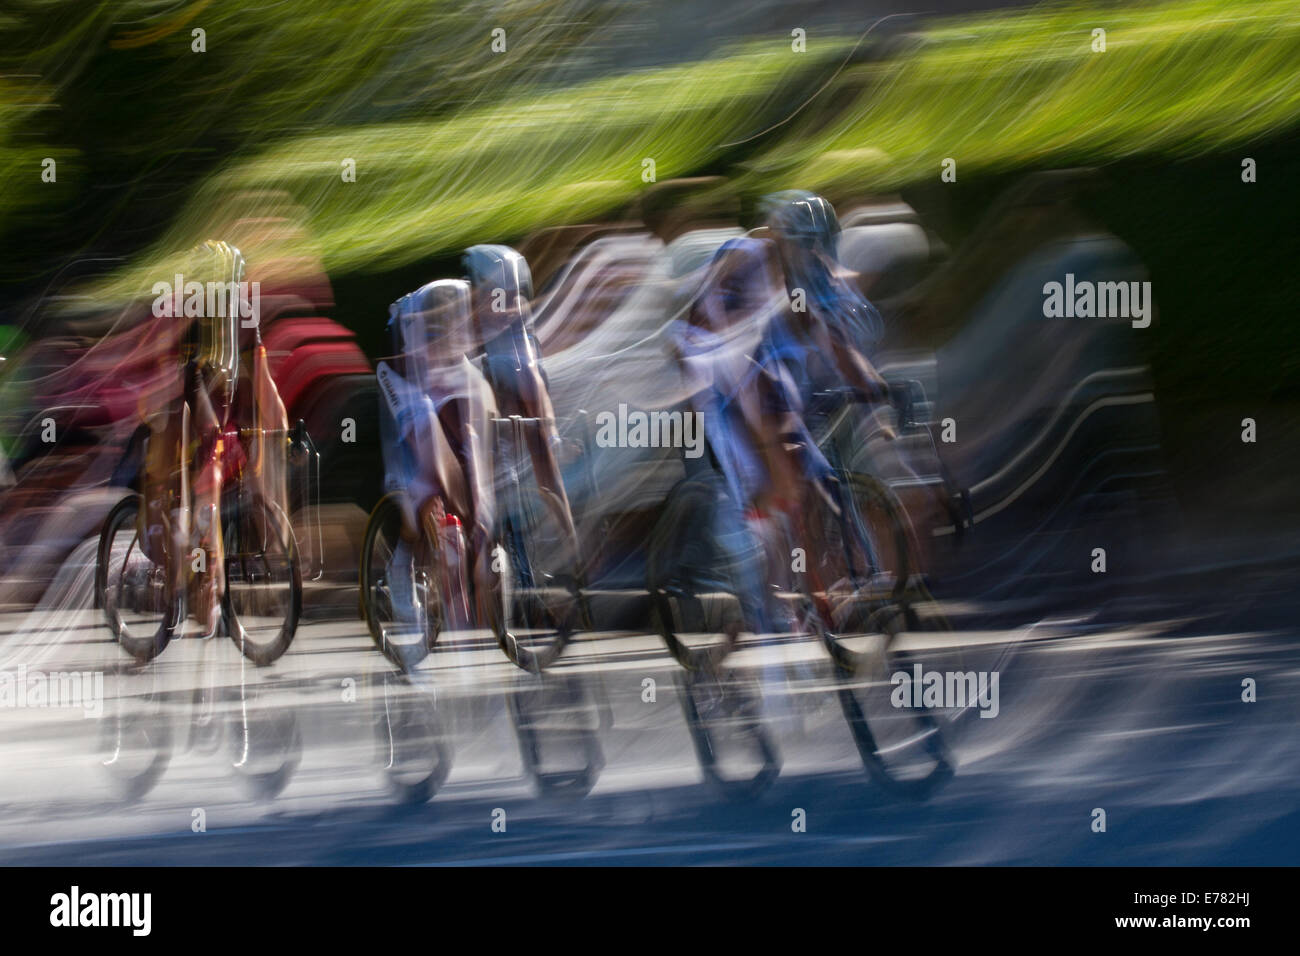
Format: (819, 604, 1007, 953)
(704, 392, 773, 631)
(191, 435, 225, 639)
(379, 420, 430, 623)
(500, 362, 580, 559)
(387, 491, 429, 626)
(753, 360, 886, 587)
(458, 390, 503, 631)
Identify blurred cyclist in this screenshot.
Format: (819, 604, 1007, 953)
(140, 241, 248, 639)
(378, 280, 501, 630)
(666, 194, 902, 622)
(759, 190, 891, 420)
(764, 191, 952, 557)
(462, 244, 580, 562)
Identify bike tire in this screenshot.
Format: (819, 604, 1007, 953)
(647, 472, 761, 672)
(223, 494, 302, 666)
(96, 494, 179, 664)
(805, 472, 912, 673)
(491, 489, 585, 674)
(359, 492, 441, 670)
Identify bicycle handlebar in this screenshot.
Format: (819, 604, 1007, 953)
(236, 420, 312, 444)
(811, 379, 906, 403)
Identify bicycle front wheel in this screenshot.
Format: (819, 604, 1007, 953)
(803, 472, 912, 672)
(223, 493, 302, 666)
(359, 493, 441, 670)
(490, 484, 584, 674)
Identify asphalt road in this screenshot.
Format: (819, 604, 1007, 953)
(0, 545, 1296, 866)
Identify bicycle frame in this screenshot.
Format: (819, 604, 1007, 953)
(818, 380, 971, 529)
(493, 414, 538, 590)
(490, 412, 582, 589)
(812, 390, 890, 578)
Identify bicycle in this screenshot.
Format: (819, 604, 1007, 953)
(359, 412, 589, 674)
(648, 381, 969, 795)
(358, 286, 462, 670)
(360, 276, 588, 674)
(96, 424, 307, 666)
(796, 382, 971, 795)
(96, 243, 306, 666)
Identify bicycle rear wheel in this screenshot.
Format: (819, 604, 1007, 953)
(96, 494, 180, 664)
(491, 484, 584, 673)
(223, 493, 302, 666)
(360, 493, 441, 670)
(647, 472, 763, 672)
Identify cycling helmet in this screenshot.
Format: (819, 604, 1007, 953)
(180, 239, 246, 408)
(760, 190, 841, 257)
(462, 244, 534, 304)
(407, 278, 473, 365)
(761, 192, 884, 351)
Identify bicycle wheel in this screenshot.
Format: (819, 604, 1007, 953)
(647, 472, 763, 672)
(834, 603, 953, 798)
(99, 694, 172, 801)
(377, 676, 453, 804)
(359, 492, 441, 669)
(803, 472, 911, 672)
(229, 705, 302, 801)
(96, 494, 180, 664)
(491, 484, 584, 673)
(223, 493, 302, 666)
(677, 666, 782, 801)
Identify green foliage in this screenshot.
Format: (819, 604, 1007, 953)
(743, 0, 1300, 194)
(1, 0, 1296, 302)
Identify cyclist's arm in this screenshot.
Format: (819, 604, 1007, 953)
(806, 309, 888, 402)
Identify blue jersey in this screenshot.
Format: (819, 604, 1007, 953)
(759, 253, 884, 413)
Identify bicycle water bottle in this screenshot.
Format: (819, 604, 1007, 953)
(439, 513, 470, 631)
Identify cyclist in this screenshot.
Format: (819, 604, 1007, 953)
(140, 241, 248, 640)
(763, 190, 952, 564)
(672, 208, 893, 517)
(757, 189, 893, 448)
(462, 244, 580, 563)
(405, 278, 499, 629)
(667, 236, 780, 510)
(665, 193, 899, 630)
(375, 283, 476, 634)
